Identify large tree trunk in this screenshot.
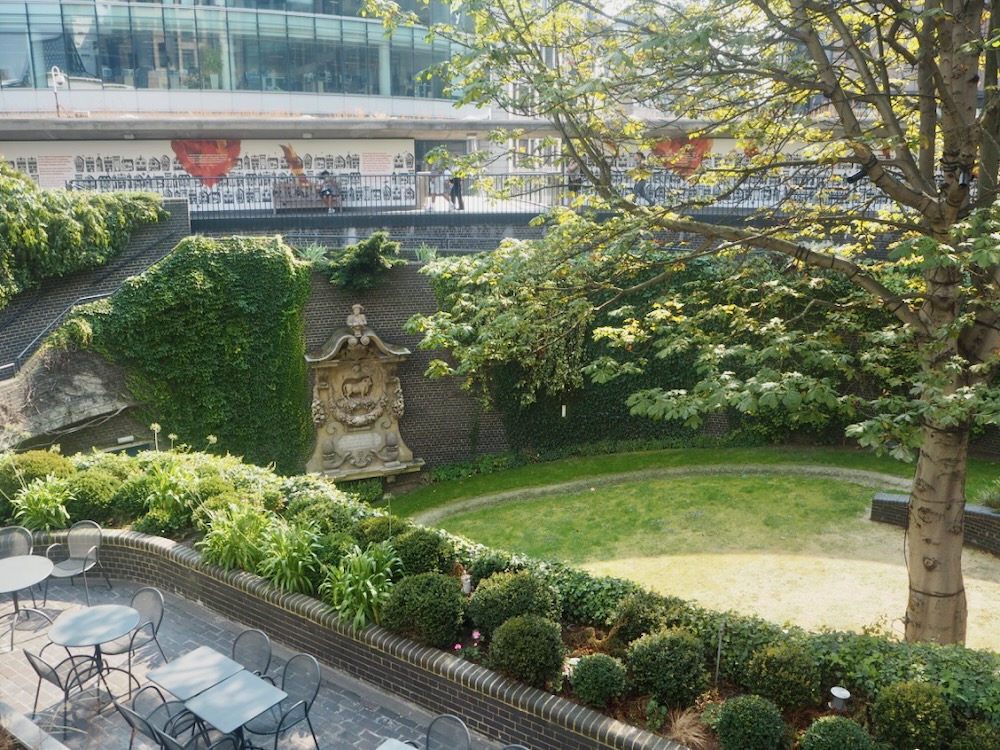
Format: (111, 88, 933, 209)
(904, 422, 969, 644)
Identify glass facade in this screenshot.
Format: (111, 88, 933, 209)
(0, 0, 454, 98)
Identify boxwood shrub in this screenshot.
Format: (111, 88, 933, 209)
(570, 654, 626, 708)
(625, 628, 709, 709)
(744, 641, 821, 711)
(467, 570, 562, 638)
(393, 527, 455, 576)
(714, 694, 785, 750)
(869, 680, 955, 750)
(382, 572, 465, 648)
(799, 715, 875, 750)
(487, 615, 564, 689)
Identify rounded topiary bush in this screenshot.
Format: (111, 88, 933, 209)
(285, 494, 355, 535)
(65, 469, 122, 525)
(467, 570, 561, 638)
(951, 720, 1000, 750)
(487, 615, 564, 689)
(744, 641, 821, 711)
(352, 514, 411, 546)
(570, 654, 626, 708)
(625, 628, 709, 708)
(468, 549, 519, 586)
(869, 681, 954, 750)
(800, 715, 875, 750)
(0, 449, 75, 523)
(112, 473, 157, 525)
(715, 694, 785, 750)
(382, 572, 465, 648)
(393, 527, 455, 576)
(605, 589, 671, 655)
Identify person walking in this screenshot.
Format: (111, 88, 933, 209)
(426, 161, 449, 210)
(449, 169, 464, 210)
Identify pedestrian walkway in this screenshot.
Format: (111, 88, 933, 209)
(0, 577, 500, 750)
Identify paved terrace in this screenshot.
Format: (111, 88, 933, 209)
(0, 577, 501, 750)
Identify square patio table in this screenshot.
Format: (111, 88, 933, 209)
(184, 669, 286, 735)
(147, 645, 244, 700)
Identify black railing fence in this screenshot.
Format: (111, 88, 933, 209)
(66, 166, 898, 219)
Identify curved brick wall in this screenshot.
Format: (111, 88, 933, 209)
(48, 529, 682, 750)
(871, 492, 1000, 557)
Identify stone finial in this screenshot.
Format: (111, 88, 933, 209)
(347, 304, 367, 337)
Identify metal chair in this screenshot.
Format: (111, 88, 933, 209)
(0, 525, 37, 605)
(24, 642, 102, 731)
(231, 627, 272, 676)
(103, 587, 168, 691)
(114, 685, 198, 750)
(154, 726, 241, 750)
(425, 714, 472, 750)
(500, 746, 530, 750)
(44, 519, 112, 605)
(242, 653, 321, 750)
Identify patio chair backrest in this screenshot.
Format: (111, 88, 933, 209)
(281, 653, 321, 708)
(232, 628, 271, 675)
(0, 526, 33, 557)
(66, 520, 102, 561)
(426, 714, 471, 750)
(131, 587, 164, 634)
(116, 699, 157, 741)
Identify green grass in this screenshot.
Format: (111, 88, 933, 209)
(389, 445, 1000, 518)
(435, 474, 874, 563)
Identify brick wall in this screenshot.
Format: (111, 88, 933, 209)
(872, 492, 1000, 557)
(48, 530, 683, 750)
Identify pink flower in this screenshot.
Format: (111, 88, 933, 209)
(454, 644, 462, 651)
(472, 630, 481, 640)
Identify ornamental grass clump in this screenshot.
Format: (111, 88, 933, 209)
(486, 615, 564, 689)
(569, 654, 626, 708)
(625, 628, 709, 709)
(382, 572, 465, 648)
(869, 680, 955, 750)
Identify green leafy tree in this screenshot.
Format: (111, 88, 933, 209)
(380, 0, 1000, 644)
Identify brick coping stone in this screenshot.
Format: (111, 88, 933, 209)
(38, 529, 683, 750)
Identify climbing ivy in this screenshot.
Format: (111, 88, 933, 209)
(0, 158, 164, 309)
(84, 235, 312, 474)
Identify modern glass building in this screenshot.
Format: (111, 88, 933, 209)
(0, 0, 457, 101)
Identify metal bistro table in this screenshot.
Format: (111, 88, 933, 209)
(147, 645, 244, 700)
(184, 669, 286, 741)
(0, 555, 54, 649)
(49, 604, 140, 698)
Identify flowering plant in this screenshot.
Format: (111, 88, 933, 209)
(453, 630, 483, 663)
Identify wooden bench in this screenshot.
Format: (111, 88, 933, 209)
(272, 182, 337, 212)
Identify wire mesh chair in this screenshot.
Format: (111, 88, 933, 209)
(44, 520, 112, 605)
(242, 653, 321, 750)
(103, 587, 168, 692)
(231, 627, 272, 677)
(0, 525, 37, 605)
(114, 685, 199, 750)
(500, 745, 530, 749)
(425, 714, 472, 750)
(154, 726, 241, 750)
(24, 642, 102, 731)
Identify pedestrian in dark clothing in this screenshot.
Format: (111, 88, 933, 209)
(449, 171, 464, 210)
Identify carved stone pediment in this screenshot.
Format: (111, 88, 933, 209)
(305, 305, 423, 481)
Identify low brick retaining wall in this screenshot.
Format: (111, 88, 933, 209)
(50, 530, 680, 750)
(872, 492, 1000, 557)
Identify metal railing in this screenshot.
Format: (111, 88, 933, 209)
(65, 167, 898, 220)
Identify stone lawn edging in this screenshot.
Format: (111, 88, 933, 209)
(0, 700, 72, 750)
(40, 529, 682, 750)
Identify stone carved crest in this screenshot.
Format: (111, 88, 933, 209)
(305, 306, 422, 480)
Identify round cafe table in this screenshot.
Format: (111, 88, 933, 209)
(0, 555, 54, 649)
(50, 604, 139, 698)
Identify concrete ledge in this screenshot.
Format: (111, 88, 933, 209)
(39, 530, 683, 750)
(0, 701, 72, 750)
(872, 492, 1000, 558)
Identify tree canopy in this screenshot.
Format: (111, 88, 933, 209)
(382, 0, 1000, 645)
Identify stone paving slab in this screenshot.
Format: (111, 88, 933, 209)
(0, 576, 501, 750)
